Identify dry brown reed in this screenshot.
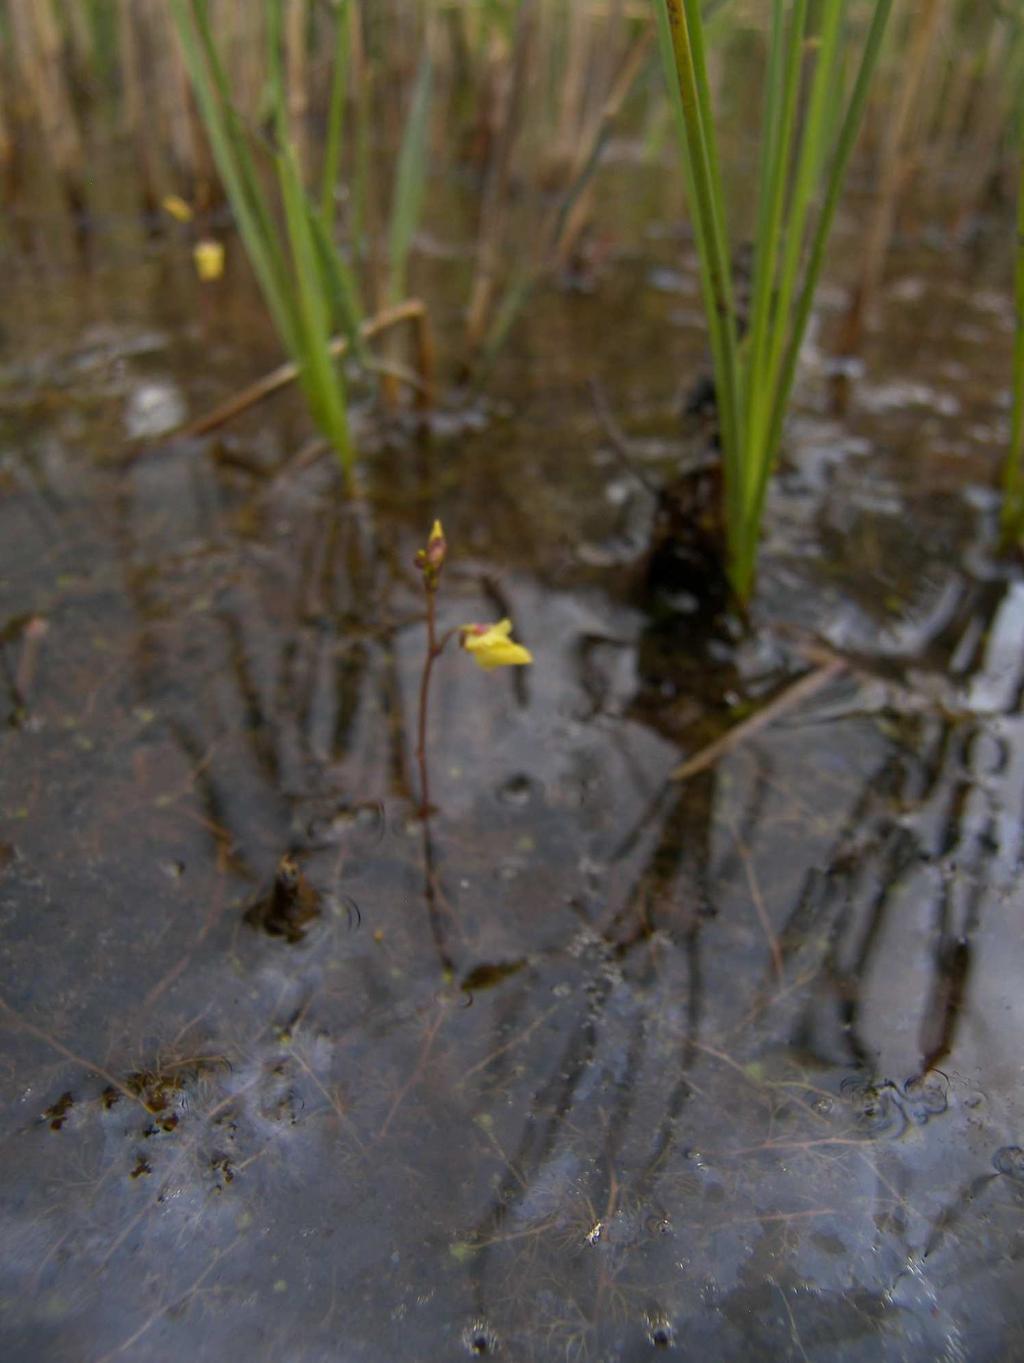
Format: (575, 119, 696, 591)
(838, 0, 944, 359)
(6, 0, 87, 225)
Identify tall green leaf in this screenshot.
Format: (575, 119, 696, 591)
(387, 55, 433, 305)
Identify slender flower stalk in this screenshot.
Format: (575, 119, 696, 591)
(411, 519, 533, 979)
(415, 520, 449, 817)
(413, 520, 533, 816)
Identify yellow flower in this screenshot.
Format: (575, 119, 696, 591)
(460, 619, 533, 671)
(162, 194, 194, 223)
(193, 238, 225, 282)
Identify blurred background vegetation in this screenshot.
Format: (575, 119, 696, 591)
(4, 0, 1024, 574)
(4, 1, 1022, 325)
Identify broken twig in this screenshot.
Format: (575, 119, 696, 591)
(671, 658, 848, 782)
(134, 298, 435, 453)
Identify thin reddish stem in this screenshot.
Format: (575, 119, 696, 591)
(416, 589, 439, 816)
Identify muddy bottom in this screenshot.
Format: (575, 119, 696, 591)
(2, 197, 1024, 1363)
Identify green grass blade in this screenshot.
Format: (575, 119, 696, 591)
(762, 0, 843, 420)
(751, 0, 895, 567)
(387, 53, 433, 306)
(171, 0, 299, 358)
(652, 0, 742, 530)
(747, 0, 787, 383)
(277, 141, 355, 476)
(187, 0, 293, 291)
(743, 0, 808, 488)
(263, 5, 352, 464)
(309, 207, 367, 362)
(682, 0, 736, 329)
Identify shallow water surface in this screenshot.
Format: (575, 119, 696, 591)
(2, 182, 1024, 1363)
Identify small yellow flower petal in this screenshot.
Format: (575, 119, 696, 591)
(162, 194, 194, 223)
(193, 239, 225, 282)
(461, 619, 533, 671)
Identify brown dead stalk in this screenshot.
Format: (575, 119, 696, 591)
(671, 659, 848, 783)
(137, 298, 435, 452)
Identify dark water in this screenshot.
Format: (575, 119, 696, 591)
(2, 156, 1024, 1363)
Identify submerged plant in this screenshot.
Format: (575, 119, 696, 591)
(414, 520, 532, 816)
(653, 0, 894, 600)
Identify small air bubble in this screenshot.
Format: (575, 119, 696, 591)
(462, 1321, 498, 1355)
(356, 803, 384, 831)
(645, 1316, 674, 1349)
(497, 774, 534, 807)
(903, 1073, 949, 1122)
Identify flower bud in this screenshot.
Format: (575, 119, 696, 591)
(426, 519, 447, 572)
(416, 518, 447, 588)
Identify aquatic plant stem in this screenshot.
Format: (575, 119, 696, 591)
(415, 581, 458, 818)
(751, 0, 895, 558)
(655, 0, 742, 531)
(416, 642, 460, 814)
(413, 529, 458, 979)
(416, 585, 441, 818)
(744, 0, 808, 483)
(738, 0, 893, 597)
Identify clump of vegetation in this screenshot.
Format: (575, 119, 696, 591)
(653, 0, 894, 601)
(170, 0, 432, 487)
(12, 0, 1024, 598)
